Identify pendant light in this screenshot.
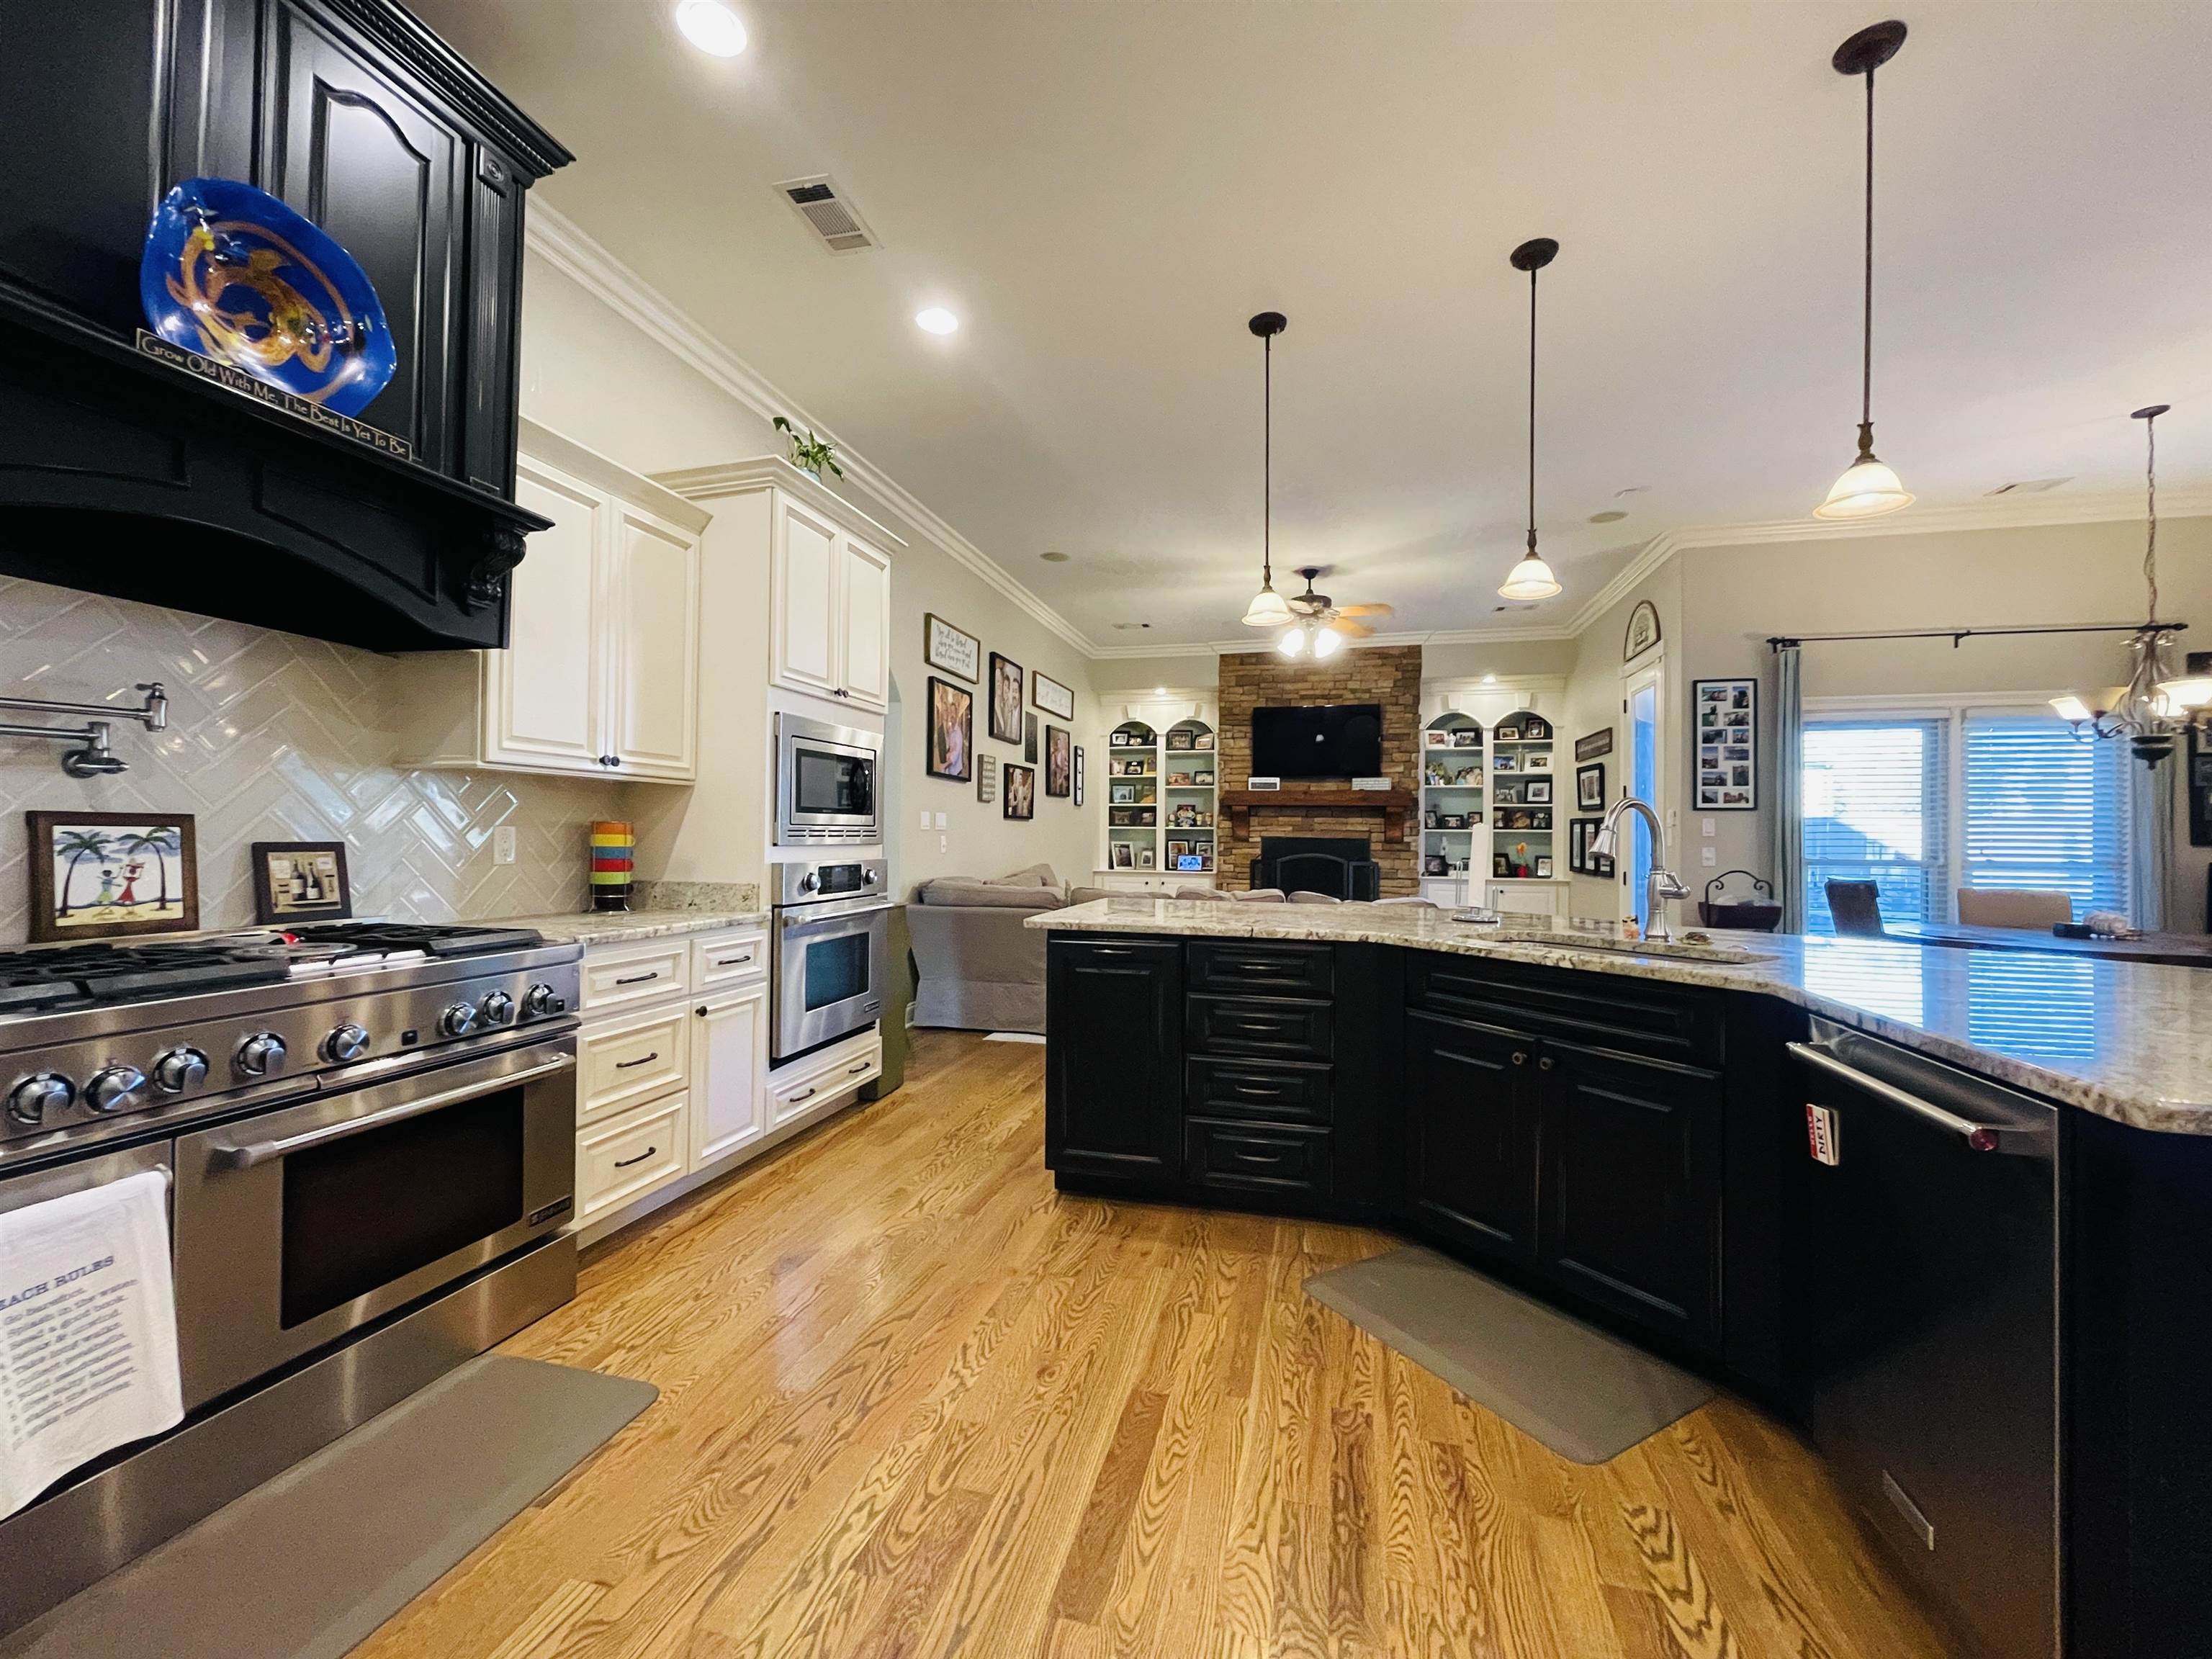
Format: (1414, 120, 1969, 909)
(1498, 238, 1563, 601)
(1815, 20, 1915, 520)
(2051, 405, 2209, 766)
(1240, 312, 1295, 627)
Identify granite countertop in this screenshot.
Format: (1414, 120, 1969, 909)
(1029, 897, 2212, 1138)
(485, 909, 767, 945)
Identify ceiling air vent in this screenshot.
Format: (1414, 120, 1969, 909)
(774, 176, 878, 253)
(1985, 477, 2071, 496)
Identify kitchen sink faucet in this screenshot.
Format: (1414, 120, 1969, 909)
(1589, 796, 1690, 944)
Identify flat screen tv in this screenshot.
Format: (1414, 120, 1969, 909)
(1251, 703, 1383, 780)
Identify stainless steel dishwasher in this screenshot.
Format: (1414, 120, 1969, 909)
(1791, 1018, 2059, 1659)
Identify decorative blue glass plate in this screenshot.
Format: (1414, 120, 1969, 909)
(139, 177, 395, 417)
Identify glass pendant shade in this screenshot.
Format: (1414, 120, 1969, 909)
(1275, 626, 1305, 658)
(1498, 551, 1562, 602)
(2049, 694, 2095, 725)
(1242, 584, 1293, 628)
(1814, 454, 1914, 520)
(2157, 675, 2212, 712)
(1310, 624, 1344, 660)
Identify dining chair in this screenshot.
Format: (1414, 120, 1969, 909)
(1825, 880, 1887, 936)
(1957, 888, 2074, 930)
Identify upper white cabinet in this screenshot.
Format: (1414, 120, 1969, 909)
(401, 421, 706, 783)
(658, 457, 899, 717)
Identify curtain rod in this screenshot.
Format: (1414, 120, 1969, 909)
(1767, 621, 2185, 650)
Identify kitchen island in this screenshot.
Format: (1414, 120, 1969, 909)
(1028, 896, 2212, 1659)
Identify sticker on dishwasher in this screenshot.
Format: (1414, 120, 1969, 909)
(1805, 1103, 1840, 1166)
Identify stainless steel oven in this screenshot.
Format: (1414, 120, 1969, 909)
(773, 858, 889, 1063)
(169, 1037, 575, 1407)
(775, 713, 881, 846)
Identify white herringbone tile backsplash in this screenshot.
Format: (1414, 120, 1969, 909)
(0, 577, 634, 943)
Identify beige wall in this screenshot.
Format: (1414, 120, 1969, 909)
(1673, 516, 2212, 929)
(517, 254, 1097, 899)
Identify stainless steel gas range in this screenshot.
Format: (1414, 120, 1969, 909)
(0, 922, 584, 1634)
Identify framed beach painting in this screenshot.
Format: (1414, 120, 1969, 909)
(27, 810, 198, 942)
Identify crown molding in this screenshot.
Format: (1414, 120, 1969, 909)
(523, 204, 1098, 657)
(651, 455, 907, 549)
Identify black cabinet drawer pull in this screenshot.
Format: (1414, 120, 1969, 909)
(1511, 1051, 1528, 1066)
(612, 1144, 658, 1168)
(1231, 1145, 1290, 1166)
(1089, 947, 1134, 958)
(613, 971, 661, 986)
(786, 1086, 817, 1104)
(613, 1051, 660, 1069)
(848, 1060, 871, 1074)
(1229, 1079, 1287, 1098)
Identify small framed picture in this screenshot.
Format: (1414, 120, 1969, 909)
(1138, 845, 1156, 869)
(989, 653, 1024, 744)
(1002, 762, 1035, 820)
(1524, 752, 1551, 771)
(926, 676, 974, 782)
(1534, 855, 1554, 879)
(1493, 752, 1517, 772)
(1194, 731, 1214, 750)
(1166, 839, 1190, 862)
(1424, 853, 1449, 876)
(924, 613, 980, 682)
(27, 811, 198, 943)
(1024, 713, 1040, 764)
(252, 840, 351, 924)
(1576, 763, 1606, 810)
(1110, 840, 1134, 869)
(1492, 854, 1511, 878)
(1074, 745, 1085, 807)
(1524, 778, 1552, 804)
(1046, 724, 1072, 797)
(1453, 728, 1479, 748)
(1521, 715, 1552, 740)
(1423, 809, 1439, 830)
(1031, 671, 1075, 721)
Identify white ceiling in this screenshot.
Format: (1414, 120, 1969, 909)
(413, 1, 2212, 649)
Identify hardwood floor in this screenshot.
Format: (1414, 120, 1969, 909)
(354, 1031, 1948, 1659)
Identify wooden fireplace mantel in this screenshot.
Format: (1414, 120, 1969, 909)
(1218, 786, 1418, 840)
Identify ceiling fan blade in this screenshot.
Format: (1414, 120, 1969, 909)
(1332, 618, 1375, 639)
(1336, 603, 1393, 618)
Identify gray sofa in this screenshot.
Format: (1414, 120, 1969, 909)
(907, 863, 1110, 1034)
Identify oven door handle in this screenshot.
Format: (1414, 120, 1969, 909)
(207, 1054, 577, 1171)
(778, 902, 894, 940)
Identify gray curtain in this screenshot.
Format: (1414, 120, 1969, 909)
(2130, 755, 2174, 931)
(1770, 642, 1806, 932)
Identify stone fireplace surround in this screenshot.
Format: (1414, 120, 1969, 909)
(1216, 645, 1423, 896)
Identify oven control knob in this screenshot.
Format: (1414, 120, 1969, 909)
(439, 1001, 480, 1038)
(522, 983, 565, 1019)
(799, 871, 819, 891)
(235, 1033, 287, 1076)
(479, 991, 516, 1027)
(321, 1022, 371, 1064)
(151, 1047, 210, 1093)
(85, 1066, 150, 1115)
(6, 1072, 73, 1125)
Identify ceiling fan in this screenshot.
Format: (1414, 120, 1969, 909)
(1277, 567, 1391, 658)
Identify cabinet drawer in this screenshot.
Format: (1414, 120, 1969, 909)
(1184, 1056, 1333, 1126)
(1187, 994, 1334, 1061)
(578, 1004, 691, 1123)
(577, 1092, 688, 1223)
(771, 1033, 881, 1126)
(691, 928, 766, 992)
(581, 940, 691, 1012)
(1187, 940, 1334, 998)
(1184, 1118, 1331, 1200)
(1407, 953, 1723, 1068)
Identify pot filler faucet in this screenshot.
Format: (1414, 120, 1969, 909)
(1589, 796, 1690, 944)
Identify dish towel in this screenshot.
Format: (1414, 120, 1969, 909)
(0, 1170, 182, 1519)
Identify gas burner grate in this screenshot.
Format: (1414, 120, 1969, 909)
(0, 941, 295, 1011)
(281, 922, 547, 958)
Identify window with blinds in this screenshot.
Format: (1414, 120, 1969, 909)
(1800, 706, 2134, 935)
(1961, 714, 2132, 918)
(1802, 719, 1948, 933)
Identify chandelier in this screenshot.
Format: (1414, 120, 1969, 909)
(2051, 404, 2210, 766)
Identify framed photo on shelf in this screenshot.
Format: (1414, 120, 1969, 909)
(923, 613, 980, 682)
(989, 652, 1024, 744)
(1576, 762, 1605, 810)
(1523, 778, 1552, 805)
(1138, 845, 1156, 869)
(1492, 854, 1511, 878)
(1031, 671, 1075, 721)
(1520, 715, 1552, 740)
(1534, 855, 1554, 879)
(1493, 752, 1517, 772)
(1693, 678, 1758, 809)
(1424, 853, 1449, 877)
(926, 676, 974, 781)
(26, 810, 197, 943)
(251, 840, 351, 924)
(1524, 751, 1551, 770)
(1110, 840, 1134, 869)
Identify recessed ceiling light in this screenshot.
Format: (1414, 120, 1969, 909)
(674, 1, 747, 57)
(1589, 509, 1628, 523)
(1482, 673, 1498, 684)
(914, 307, 959, 336)
(1039, 550, 1069, 562)
(1154, 687, 1167, 696)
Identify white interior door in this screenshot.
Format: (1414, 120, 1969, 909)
(490, 459, 605, 772)
(692, 987, 768, 1167)
(773, 497, 841, 698)
(840, 535, 891, 711)
(605, 507, 700, 778)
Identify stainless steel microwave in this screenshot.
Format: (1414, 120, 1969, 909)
(775, 713, 881, 845)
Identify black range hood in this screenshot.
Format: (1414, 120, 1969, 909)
(0, 0, 572, 652)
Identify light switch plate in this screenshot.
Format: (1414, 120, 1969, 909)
(1701, 817, 1716, 837)
(492, 825, 517, 866)
(919, 809, 932, 830)
(934, 811, 947, 830)
(1701, 846, 1717, 866)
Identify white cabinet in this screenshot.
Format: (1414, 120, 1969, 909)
(659, 458, 900, 717)
(400, 420, 707, 783)
(1487, 881, 1560, 917)
(691, 986, 768, 1166)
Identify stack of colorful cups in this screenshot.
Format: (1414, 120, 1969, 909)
(589, 820, 634, 912)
